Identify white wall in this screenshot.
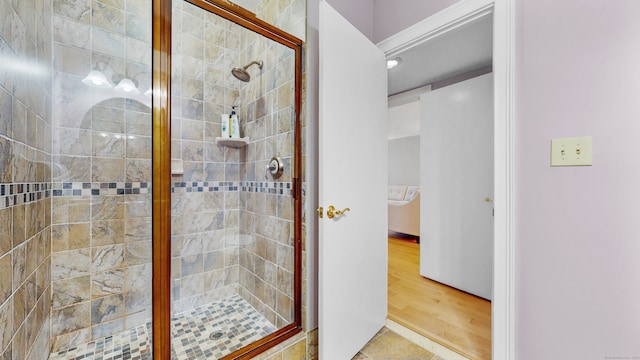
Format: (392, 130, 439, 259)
(388, 136, 420, 186)
(388, 100, 420, 139)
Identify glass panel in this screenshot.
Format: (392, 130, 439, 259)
(228, 0, 307, 41)
(170, 1, 296, 358)
(46, 0, 153, 358)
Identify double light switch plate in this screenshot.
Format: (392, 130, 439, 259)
(550, 136, 592, 166)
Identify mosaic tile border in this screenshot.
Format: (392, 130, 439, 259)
(0, 180, 293, 210)
(241, 181, 293, 195)
(0, 182, 51, 210)
(51, 182, 151, 196)
(172, 181, 293, 196)
(172, 181, 239, 194)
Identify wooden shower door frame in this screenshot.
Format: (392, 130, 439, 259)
(151, 0, 304, 358)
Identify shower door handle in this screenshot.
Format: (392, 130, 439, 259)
(326, 205, 350, 219)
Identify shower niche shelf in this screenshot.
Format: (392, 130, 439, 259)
(216, 137, 249, 148)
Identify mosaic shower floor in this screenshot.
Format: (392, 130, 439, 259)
(49, 295, 277, 360)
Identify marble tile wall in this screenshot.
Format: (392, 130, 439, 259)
(169, 0, 245, 314)
(0, 1, 54, 360)
(49, 0, 153, 353)
(1, 0, 310, 358)
(234, 0, 306, 41)
(233, 0, 301, 332)
(170, 0, 298, 330)
(236, 39, 296, 328)
(167, 1, 316, 358)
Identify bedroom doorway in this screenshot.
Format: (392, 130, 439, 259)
(383, 5, 495, 360)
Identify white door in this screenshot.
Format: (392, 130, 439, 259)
(318, 2, 389, 359)
(419, 73, 494, 300)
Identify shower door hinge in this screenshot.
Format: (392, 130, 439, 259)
(292, 177, 298, 200)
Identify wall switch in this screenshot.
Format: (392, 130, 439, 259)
(551, 136, 592, 166)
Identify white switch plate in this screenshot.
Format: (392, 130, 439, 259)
(551, 136, 592, 166)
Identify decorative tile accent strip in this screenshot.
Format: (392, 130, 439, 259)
(172, 181, 293, 196)
(50, 182, 151, 197)
(0, 180, 293, 207)
(48, 295, 276, 360)
(0, 183, 51, 210)
(171, 181, 240, 194)
(241, 181, 293, 196)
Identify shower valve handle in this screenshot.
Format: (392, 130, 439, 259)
(265, 156, 283, 179)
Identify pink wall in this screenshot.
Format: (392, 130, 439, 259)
(323, 0, 461, 42)
(516, 0, 640, 358)
(325, 0, 374, 40)
(372, 0, 461, 42)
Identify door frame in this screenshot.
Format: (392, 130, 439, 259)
(377, 0, 515, 359)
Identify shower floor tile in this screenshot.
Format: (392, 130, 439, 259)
(171, 295, 277, 359)
(49, 295, 277, 360)
(48, 324, 152, 360)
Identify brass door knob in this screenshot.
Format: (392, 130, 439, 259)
(327, 205, 350, 219)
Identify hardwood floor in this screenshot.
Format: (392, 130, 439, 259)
(387, 235, 492, 360)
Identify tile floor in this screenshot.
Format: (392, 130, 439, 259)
(49, 324, 152, 360)
(49, 295, 276, 360)
(353, 326, 444, 360)
(171, 295, 276, 358)
(49, 297, 461, 360)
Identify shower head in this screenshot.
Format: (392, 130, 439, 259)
(231, 60, 263, 82)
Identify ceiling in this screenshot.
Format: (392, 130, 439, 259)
(387, 15, 493, 96)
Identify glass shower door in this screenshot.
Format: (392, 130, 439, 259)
(168, 1, 299, 358)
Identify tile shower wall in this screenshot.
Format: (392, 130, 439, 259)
(236, 35, 296, 327)
(170, 1, 297, 331)
(49, 0, 152, 352)
(237, 0, 306, 41)
(0, 1, 309, 360)
(172, 0, 316, 358)
(234, 0, 303, 333)
(0, 1, 53, 360)
(170, 0, 245, 313)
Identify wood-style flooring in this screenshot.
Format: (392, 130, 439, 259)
(387, 234, 492, 360)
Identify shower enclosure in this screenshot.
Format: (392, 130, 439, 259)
(159, 1, 303, 358)
(0, 0, 302, 359)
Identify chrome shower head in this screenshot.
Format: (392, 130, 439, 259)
(231, 60, 263, 82)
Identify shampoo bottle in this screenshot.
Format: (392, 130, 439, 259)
(230, 106, 240, 139)
(221, 114, 229, 137)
